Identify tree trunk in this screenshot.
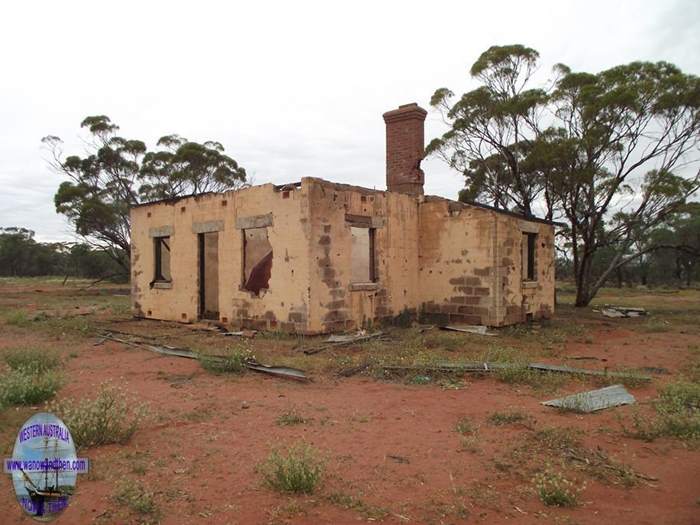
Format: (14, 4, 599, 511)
(574, 254, 594, 307)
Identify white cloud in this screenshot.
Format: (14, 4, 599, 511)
(0, 0, 697, 241)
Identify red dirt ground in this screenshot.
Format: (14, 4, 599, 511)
(0, 282, 699, 524)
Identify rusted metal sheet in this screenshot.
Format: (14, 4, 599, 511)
(599, 306, 647, 318)
(100, 331, 308, 382)
(245, 362, 309, 382)
(528, 363, 651, 382)
(301, 331, 385, 355)
(439, 325, 496, 336)
(542, 384, 635, 412)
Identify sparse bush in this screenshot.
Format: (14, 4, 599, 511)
(533, 466, 583, 507)
(0, 368, 62, 405)
(327, 492, 389, 520)
(423, 333, 463, 352)
(199, 343, 253, 374)
(455, 416, 476, 435)
(276, 409, 308, 426)
(3, 310, 30, 327)
(533, 427, 582, 451)
(622, 382, 700, 443)
(47, 382, 149, 448)
(4, 347, 61, 374)
(260, 443, 324, 494)
(488, 410, 527, 426)
(114, 479, 160, 517)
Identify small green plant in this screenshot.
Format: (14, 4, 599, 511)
(0, 368, 62, 405)
(114, 479, 160, 517)
(4, 347, 61, 374)
(487, 410, 528, 426)
(327, 492, 389, 520)
(199, 343, 253, 374)
(276, 409, 308, 426)
(460, 435, 480, 453)
(533, 466, 583, 507)
(533, 427, 582, 451)
(641, 319, 671, 333)
(409, 374, 432, 385)
(47, 382, 149, 448)
(260, 443, 324, 494)
(3, 310, 30, 327)
(622, 381, 700, 443)
(455, 416, 476, 435)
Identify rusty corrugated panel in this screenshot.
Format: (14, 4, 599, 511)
(542, 384, 635, 412)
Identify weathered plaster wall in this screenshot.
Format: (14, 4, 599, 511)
(304, 178, 420, 333)
(130, 183, 312, 331)
(495, 215, 555, 325)
(131, 178, 555, 333)
(418, 199, 498, 326)
(417, 197, 555, 327)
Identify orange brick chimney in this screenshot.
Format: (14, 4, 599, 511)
(383, 103, 427, 196)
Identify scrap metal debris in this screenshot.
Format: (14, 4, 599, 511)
(382, 362, 512, 373)
(381, 361, 651, 382)
(528, 363, 650, 382)
(600, 306, 647, 318)
(542, 384, 635, 412)
(188, 322, 257, 338)
(97, 331, 308, 382)
(439, 325, 496, 336)
(300, 331, 386, 355)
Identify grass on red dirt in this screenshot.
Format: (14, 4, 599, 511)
(0, 277, 699, 524)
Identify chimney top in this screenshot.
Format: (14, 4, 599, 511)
(383, 103, 427, 196)
(383, 103, 428, 123)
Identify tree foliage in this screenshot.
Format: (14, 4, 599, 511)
(0, 227, 123, 279)
(430, 46, 700, 305)
(44, 117, 246, 271)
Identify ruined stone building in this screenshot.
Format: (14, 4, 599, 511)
(130, 103, 556, 333)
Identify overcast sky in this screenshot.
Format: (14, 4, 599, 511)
(0, 0, 698, 242)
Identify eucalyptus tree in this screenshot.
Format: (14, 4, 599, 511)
(429, 46, 700, 305)
(44, 117, 246, 272)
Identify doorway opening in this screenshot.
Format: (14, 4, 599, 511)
(198, 231, 219, 319)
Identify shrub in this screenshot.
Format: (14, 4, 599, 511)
(533, 466, 583, 507)
(622, 382, 700, 443)
(276, 409, 308, 426)
(0, 368, 62, 405)
(455, 416, 476, 435)
(3, 310, 30, 327)
(488, 410, 527, 426)
(260, 443, 324, 494)
(47, 382, 149, 448)
(199, 343, 253, 374)
(4, 347, 61, 374)
(114, 479, 159, 516)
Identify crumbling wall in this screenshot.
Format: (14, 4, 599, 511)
(417, 199, 555, 327)
(304, 178, 420, 333)
(496, 215, 555, 324)
(131, 177, 555, 333)
(130, 183, 312, 331)
(418, 200, 498, 326)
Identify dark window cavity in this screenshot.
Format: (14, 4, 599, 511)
(522, 232, 537, 281)
(154, 236, 171, 281)
(243, 227, 272, 295)
(351, 226, 376, 283)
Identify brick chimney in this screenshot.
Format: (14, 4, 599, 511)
(382, 103, 427, 196)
